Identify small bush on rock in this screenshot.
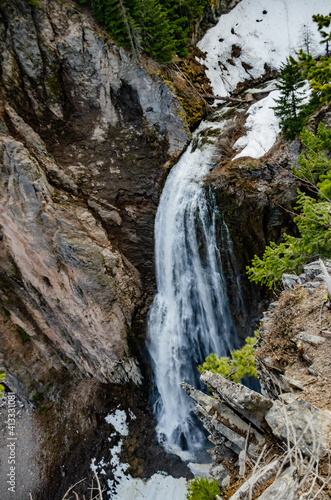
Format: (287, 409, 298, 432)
(198, 331, 259, 383)
(186, 477, 220, 500)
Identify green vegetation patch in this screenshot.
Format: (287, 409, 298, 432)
(198, 331, 259, 383)
(76, 0, 209, 62)
(16, 324, 31, 342)
(247, 124, 331, 289)
(186, 477, 220, 500)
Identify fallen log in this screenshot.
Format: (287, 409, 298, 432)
(202, 94, 245, 103)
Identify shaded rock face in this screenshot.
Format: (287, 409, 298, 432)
(207, 143, 299, 339)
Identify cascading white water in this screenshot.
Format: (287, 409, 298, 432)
(147, 112, 238, 458)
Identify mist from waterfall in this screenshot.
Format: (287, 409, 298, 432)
(147, 112, 240, 458)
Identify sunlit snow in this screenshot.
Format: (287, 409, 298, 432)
(233, 90, 281, 159)
(198, 0, 331, 97)
(233, 82, 312, 159)
(111, 472, 187, 500)
(105, 409, 129, 436)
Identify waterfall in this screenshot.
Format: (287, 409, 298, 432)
(147, 112, 238, 458)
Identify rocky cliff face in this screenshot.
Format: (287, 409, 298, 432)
(0, 0, 191, 398)
(0, 0, 190, 286)
(0, 107, 143, 392)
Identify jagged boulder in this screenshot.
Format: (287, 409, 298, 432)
(200, 370, 273, 428)
(184, 370, 331, 498)
(265, 399, 331, 458)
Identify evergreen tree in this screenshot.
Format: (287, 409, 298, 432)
(296, 50, 331, 104)
(293, 13, 331, 104)
(92, 0, 128, 47)
(133, 0, 175, 62)
(312, 13, 331, 56)
(293, 124, 331, 184)
(186, 477, 220, 500)
(273, 58, 306, 139)
(159, 0, 190, 57)
(180, 0, 208, 24)
(76, 0, 209, 62)
(198, 332, 259, 383)
(92, 0, 140, 57)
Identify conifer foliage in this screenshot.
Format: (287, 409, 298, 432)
(273, 59, 306, 140)
(295, 13, 331, 105)
(186, 477, 220, 500)
(274, 13, 331, 139)
(313, 12, 331, 56)
(77, 0, 208, 62)
(247, 125, 331, 289)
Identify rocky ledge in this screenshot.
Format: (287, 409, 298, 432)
(184, 369, 331, 499)
(183, 260, 331, 499)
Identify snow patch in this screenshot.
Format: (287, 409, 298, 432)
(198, 0, 331, 96)
(111, 472, 187, 500)
(92, 409, 187, 499)
(233, 82, 312, 160)
(233, 90, 281, 159)
(105, 409, 129, 436)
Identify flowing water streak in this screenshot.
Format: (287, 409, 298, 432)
(147, 113, 238, 457)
